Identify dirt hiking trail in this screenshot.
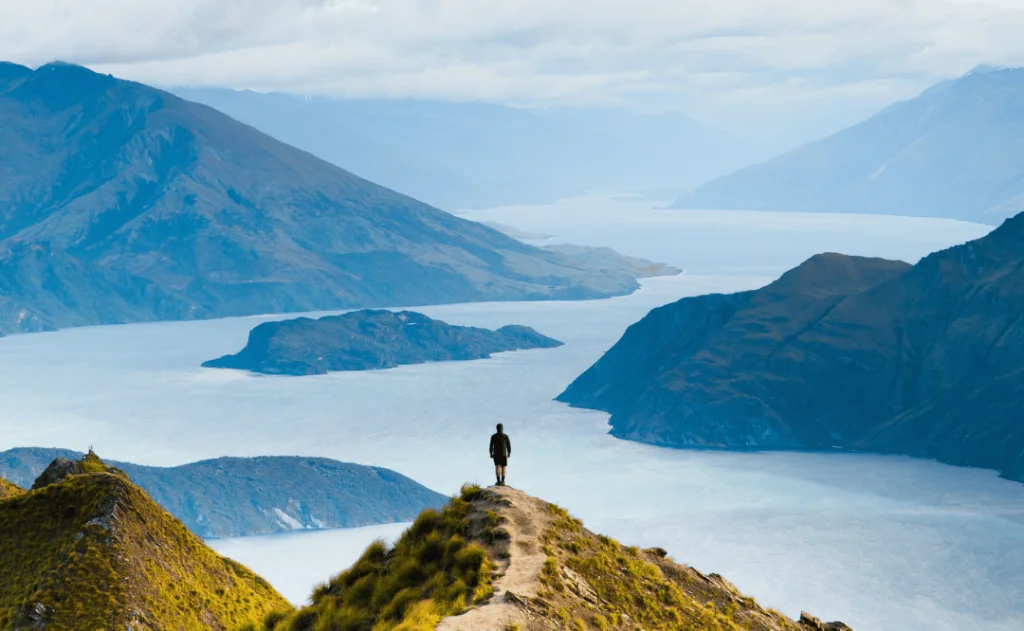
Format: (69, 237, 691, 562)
(437, 485, 551, 631)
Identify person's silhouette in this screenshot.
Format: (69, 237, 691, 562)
(489, 423, 511, 486)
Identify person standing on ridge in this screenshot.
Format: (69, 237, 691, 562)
(489, 423, 511, 486)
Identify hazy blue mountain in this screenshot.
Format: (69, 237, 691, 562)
(537, 106, 760, 198)
(675, 66, 1024, 224)
(173, 88, 758, 209)
(0, 62, 639, 335)
(203, 308, 563, 375)
(0, 447, 446, 538)
(559, 212, 1024, 480)
(538, 244, 681, 279)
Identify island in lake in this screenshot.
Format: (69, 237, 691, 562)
(204, 309, 564, 375)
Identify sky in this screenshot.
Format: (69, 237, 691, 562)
(4, 0, 1024, 148)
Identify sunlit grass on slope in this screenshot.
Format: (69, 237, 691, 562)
(258, 485, 849, 631)
(256, 484, 494, 631)
(0, 478, 23, 500)
(536, 503, 810, 631)
(0, 452, 288, 631)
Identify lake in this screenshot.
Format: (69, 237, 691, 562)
(1, 196, 1019, 631)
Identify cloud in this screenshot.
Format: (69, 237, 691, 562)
(4, 0, 1024, 145)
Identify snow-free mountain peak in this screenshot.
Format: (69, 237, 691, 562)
(0, 62, 639, 335)
(675, 66, 1024, 224)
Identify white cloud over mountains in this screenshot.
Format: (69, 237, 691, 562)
(4, 0, 1024, 145)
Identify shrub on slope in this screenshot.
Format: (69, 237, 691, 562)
(258, 485, 851, 631)
(259, 484, 494, 631)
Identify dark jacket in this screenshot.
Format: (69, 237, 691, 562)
(489, 432, 511, 458)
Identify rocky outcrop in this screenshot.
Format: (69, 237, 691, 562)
(203, 309, 564, 375)
(30, 450, 127, 490)
(800, 612, 854, 631)
(559, 213, 1024, 480)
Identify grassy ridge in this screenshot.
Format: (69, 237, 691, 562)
(0, 456, 289, 630)
(257, 485, 847, 631)
(534, 503, 807, 631)
(259, 484, 495, 631)
(0, 478, 22, 500)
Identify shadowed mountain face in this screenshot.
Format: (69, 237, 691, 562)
(203, 309, 564, 375)
(173, 88, 761, 209)
(0, 62, 638, 335)
(559, 213, 1024, 480)
(675, 66, 1024, 224)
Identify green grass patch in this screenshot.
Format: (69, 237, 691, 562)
(0, 478, 23, 500)
(538, 500, 806, 631)
(264, 493, 495, 631)
(0, 454, 286, 630)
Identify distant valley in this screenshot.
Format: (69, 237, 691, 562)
(173, 88, 762, 210)
(676, 66, 1024, 225)
(560, 211, 1024, 481)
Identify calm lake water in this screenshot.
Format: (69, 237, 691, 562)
(2, 197, 1017, 631)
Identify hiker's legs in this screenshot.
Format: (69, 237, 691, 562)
(500, 465, 507, 485)
(495, 464, 502, 485)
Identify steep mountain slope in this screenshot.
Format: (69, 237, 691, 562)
(0, 448, 446, 538)
(0, 62, 638, 335)
(558, 213, 1024, 480)
(203, 309, 564, 375)
(675, 66, 1024, 224)
(173, 88, 758, 209)
(0, 478, 22, 500)
(259, 485, 849, 631)
(0, 452, 288, 630)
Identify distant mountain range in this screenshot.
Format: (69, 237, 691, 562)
(675, 66, 1024, 224)
(0, 61, 640, 335)
(0, 447, 445, 538)
(174, 88, 761, 210)
(559, 212, 1024, 481)
(203, 309, 564, 375)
